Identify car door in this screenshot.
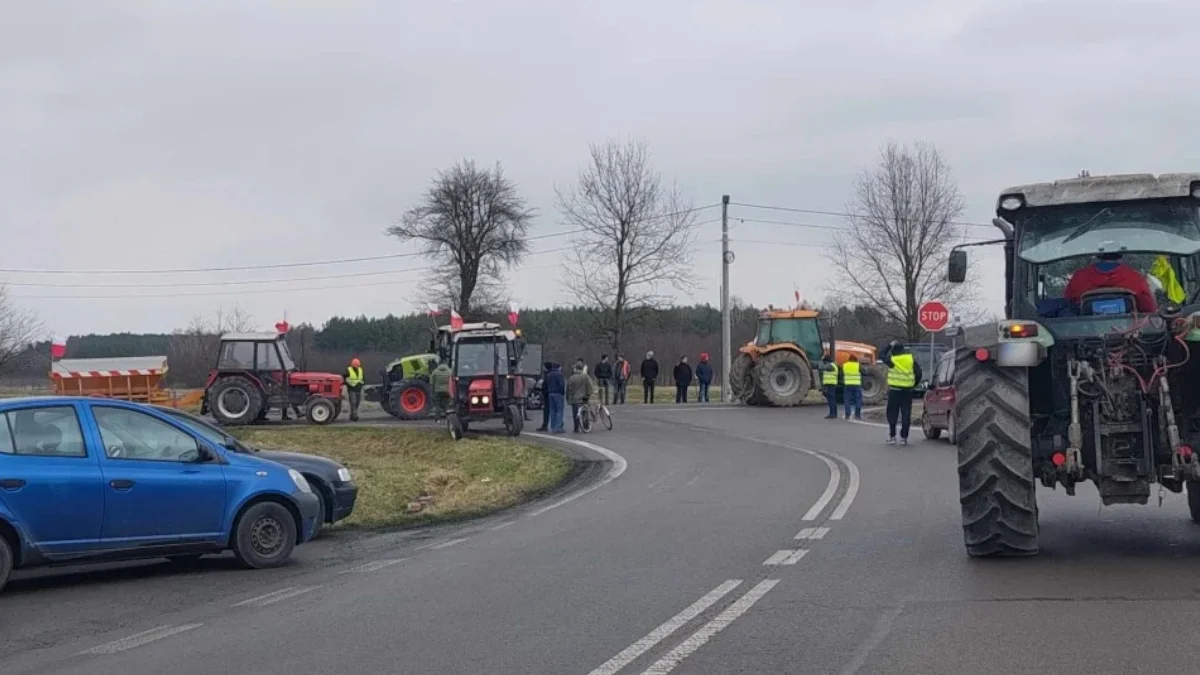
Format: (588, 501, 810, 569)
(926, 354, 956, 425)
(88, 404, 227, 547)
(0, 403, 105, 557)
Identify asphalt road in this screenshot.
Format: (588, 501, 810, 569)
(4, 403, 1200, 674)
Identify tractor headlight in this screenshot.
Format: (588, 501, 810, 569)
(289, 469, 313, 493)
(999, 196, 1023, 210)
(471, 396, 480, 404)
(481, 396, 490, 404)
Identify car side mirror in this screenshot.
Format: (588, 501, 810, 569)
(947, 249, 967, 283)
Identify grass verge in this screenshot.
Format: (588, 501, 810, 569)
(230, 426, 574, 530)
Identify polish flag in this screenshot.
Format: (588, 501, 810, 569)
(426, 303, 442, 316)
(507, 301, 520, 327)
(50, 336, 67, 360)
(449, 309, 464, 331)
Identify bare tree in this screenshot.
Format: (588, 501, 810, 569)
(557, 140, 699, 353)
(388, 160, 534, 317)
(0, 286, 44, 377)
(167, 307, 256, 385)
(827, 141, 977, 341)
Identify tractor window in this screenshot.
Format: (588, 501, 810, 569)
(256, 343, 283, 371)
(755, 322, 771, 346)
(276, 340, 297, 370)
(218, 341, 255, 369)
(770, 320, 823, 360)
(1028, 253, 1197, 312)
(455, 342, 496, 376)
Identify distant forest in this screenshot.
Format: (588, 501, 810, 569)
(7, 304, 928, 388)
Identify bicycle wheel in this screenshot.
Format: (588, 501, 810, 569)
(580, 406, 594, 433)
(599, 405, 613, 430)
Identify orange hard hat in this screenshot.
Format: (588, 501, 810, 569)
(350, 358, 361, 367)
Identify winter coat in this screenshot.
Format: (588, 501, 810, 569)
(640, 358, 660, 382)
(430, 364, 452, 394)
(544, 366, 566, 395)
(615, 359, 631, 382)
(567, 372, 592, 404)
(695, 362, 713, 385)
(594, 361, 614, 381)
(673, 362, 693, 386)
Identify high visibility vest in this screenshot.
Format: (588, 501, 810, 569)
(346, 366, 364, 387)
(821, 363, 839, 386)
(1150, 255, 1186, 304)
(886, 353, 915, 389)
(842, 360, 862, 387)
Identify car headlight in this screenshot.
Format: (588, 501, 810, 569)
(289, 469, 313, 493)
(337, 467, 352, 482)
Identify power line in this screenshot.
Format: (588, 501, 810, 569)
(733, 217, 997, 242)
(729, 201, 996, 229)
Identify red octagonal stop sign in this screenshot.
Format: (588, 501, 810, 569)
(918, 300, 950, 332)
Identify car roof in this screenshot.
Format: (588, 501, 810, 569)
(0, 396, 160, 409)
(221, 332, 284, 341)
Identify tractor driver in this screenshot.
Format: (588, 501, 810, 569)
(1064, 252, 1157, 313)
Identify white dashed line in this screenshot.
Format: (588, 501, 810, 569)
(525, 434, 628, 516)
(81, 624, 203, 655)
(428, 537, 470, 550)
(490, 521, 515, 531)
(233, 585, 321, 608)
(585, 580, 743, 675)
(638, 579, 780, 675)
(763, 549, 808, 566)
(342, 558, 408, 574)
(795, 526, 831, 540)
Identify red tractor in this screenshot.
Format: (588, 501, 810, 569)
(201, 332, 345, 426)
(446, 326, 542, 440)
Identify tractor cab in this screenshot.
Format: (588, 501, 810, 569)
(445, 327, 541, 440)
(201, 332, 344, 426)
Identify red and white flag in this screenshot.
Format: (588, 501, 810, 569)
(507, 301, 520, 327)
(50, 336, 67, 360)
(426, 303, 442, 316)
(449, 309, 464, 331)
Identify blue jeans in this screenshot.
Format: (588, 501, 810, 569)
(549, 393, 565, 432)
(698, 382, 710, 402)
(844, 386, 863, 419)
(824, 386, 838, 417)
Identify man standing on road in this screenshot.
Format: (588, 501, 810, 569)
(430, 360, 453, 420)
(614, 353, 631, 404)
(536, 361, 552, 431)
(640, 351, 660, 404)
(842, 354, 863, 421)
(673, 355, 693, 404)
(345, 357, 365, 422)
(594, 354, 614, 405)
(544, 362, 566, 434)
(821, 353, 839, 419)
(881, 342, 922, 445)
(567, 363, 591, 433)
(695, 353, 713, 403)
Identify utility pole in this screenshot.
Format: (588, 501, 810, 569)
(721, 194, 732, 402)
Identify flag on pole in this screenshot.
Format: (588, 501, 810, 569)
(50, 336, 67, 360)
(507, 301, 520, 327)
(449, 309, 464, 331)
(426, 303, 442, 316)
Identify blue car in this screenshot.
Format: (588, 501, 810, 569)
(0, 397, 321, 592)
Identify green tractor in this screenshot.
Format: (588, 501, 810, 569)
(365, 353, 440, 420)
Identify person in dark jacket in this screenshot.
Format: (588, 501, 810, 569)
(536, 361, 552, 431)
(640, 351, 660, 403)
(543, 362, 567, 434)
(881, 342, 923, 445)
(673, 355, 693, 403)
(594, 354, 614, 405)
(695, 352, 714, 403)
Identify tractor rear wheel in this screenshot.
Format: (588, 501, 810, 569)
(209, 376, 265, 426)
(755, 350, 811, 407)
(860, 365, 888, 406)
(954, 347, 1039, 557)
(729, 354, 755, 403)
(390, 380, 432, 420)
(379, 385, 398, 417)
(1186, 481, 1200, 523)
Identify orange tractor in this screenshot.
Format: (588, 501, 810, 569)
(729, 309, 888, 407)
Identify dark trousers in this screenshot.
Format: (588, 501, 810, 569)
(698, 382, 710, 403)
(549, 393, 565, 432)
(675, 384, 689, 403)
(887, 388, 914, 439)
(571, 403, 583, 432)
(643, 379, 655, 403)
(844, 386, 863, 419)
(598, 380, 611, 405)
(824, 385, 838, 417)
(348, 388, 362, 420)
(540, 395, 550, 430)
(615, 380, 627, 404)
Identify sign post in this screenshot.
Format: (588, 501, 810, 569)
(918, 301, 950, 385)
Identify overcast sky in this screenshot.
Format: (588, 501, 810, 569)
(4, 0, 1199, 336)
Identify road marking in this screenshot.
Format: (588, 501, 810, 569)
(795, 526, 831, 540)
(763, 549, 808, 565)
(585, 579, 743, 675)
(848, 418, 887, 429)
(526, 434, 628, 516)
(233, 585, 321, 607)
(80, 624, 203, 655)
(490, 521, 515, 531)
(638, 406, 743, 412)
(801, 451, 841, 521)
(837, 605, 905, 675)
(830, 452, 861, 521)
(639, 579, 779, 675)
(342, 558, 407, 574)
(418, 536, 470, 550)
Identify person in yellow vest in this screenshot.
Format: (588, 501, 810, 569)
(881, 342, 922, 445)
(821, 353, 840, 419)
(345, 357, 365, 422)
(1149, 255, 1186, 305)
(842, 354, 863, 421)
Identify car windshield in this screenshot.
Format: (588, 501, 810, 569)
(455, 341, 498, 376)
(1017, 199, 1200, 263)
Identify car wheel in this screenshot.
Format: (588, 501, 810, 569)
(922, 412, 942, 440)
(232, 502, 297, 569)
(0, 536, 12, 593)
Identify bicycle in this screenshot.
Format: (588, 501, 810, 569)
(577, 399, 613, 433)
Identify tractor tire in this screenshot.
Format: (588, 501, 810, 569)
(209, 376, 265, 426)
(860, 365, 888, 406)
(305, 397, 336, 425)
(729, 354, 756, 403)
(755, 350, 811, 407)
(379, 385, 398, 417)
(447, 413, 464, 441)
(1186, 481, 1200, 524)
(390, 380, 432, 420)
(953, 347, 1039, 557)
(505, 404, 523, 437)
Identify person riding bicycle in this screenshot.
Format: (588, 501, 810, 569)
(567, 363, 591, 434)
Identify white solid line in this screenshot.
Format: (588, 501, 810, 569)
(801, 452, 841, 521)
(848, 418, 888, 429)
(343, 558, 407, 574)
(795, 526, 831, 540)
(639, 579, 780, 675)
(490, 521, 515, 531)
(81, 624, 203, 655)
(233, 585, 320, 607)
(428, 537, 470, 550)
(763, 549, 807, 565)
(585, 580, 743, 675)
(525, 433, 628, 516)
(830, 453, 861, 521)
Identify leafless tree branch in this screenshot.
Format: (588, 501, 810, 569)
(0, 286, 44, 377)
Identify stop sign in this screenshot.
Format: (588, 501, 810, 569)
(918, 301, 950, 332)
